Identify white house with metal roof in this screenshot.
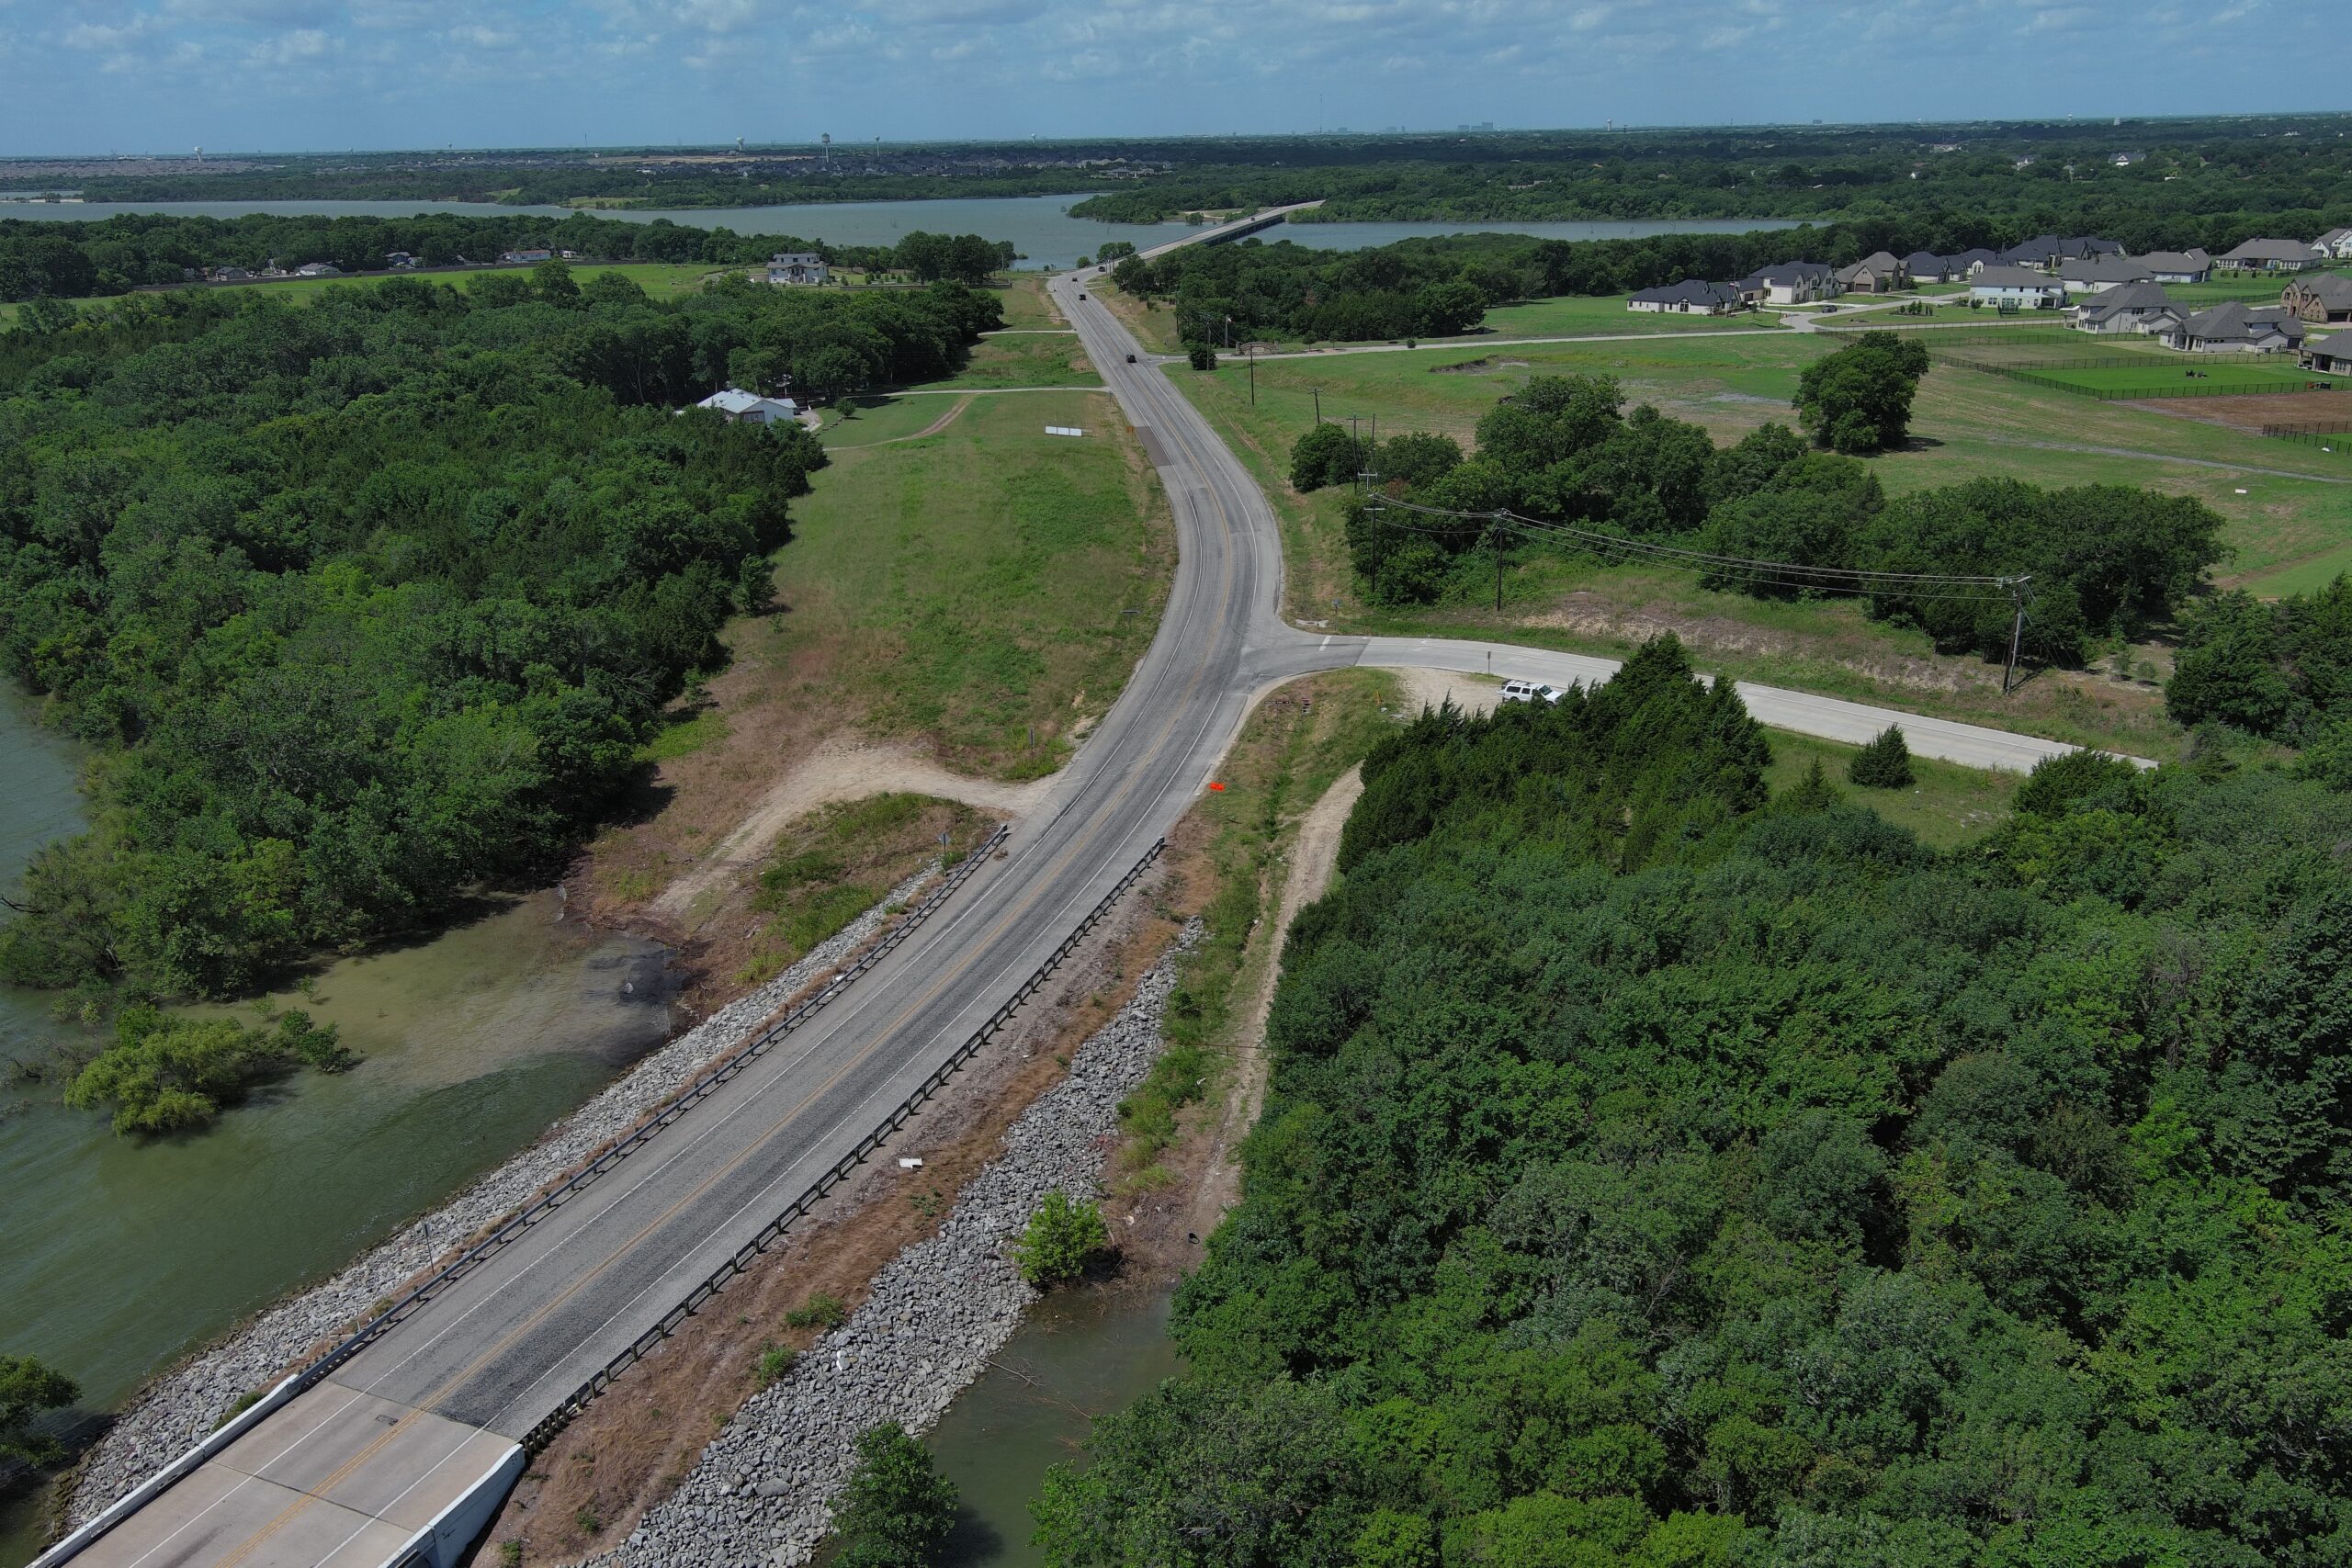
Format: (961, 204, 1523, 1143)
(692, 388, 800, 424)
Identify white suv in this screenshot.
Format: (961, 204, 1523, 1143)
(1498, 679, 1566, 705)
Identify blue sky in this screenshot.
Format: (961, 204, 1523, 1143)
(0, 0, 2321, 156)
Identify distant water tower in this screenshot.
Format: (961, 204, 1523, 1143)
(821, 132, 831, 167)
(193, 145, 203, 163)
(735, 136, 745, 153)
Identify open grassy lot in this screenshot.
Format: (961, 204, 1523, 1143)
(913, 330, 1100, 389)
(779, 389, 1171, 774)
(989, 276, 1065, 330)
(1467, 296, 1785, 338)
(1760, 731, 2018, 851)
(814, 393, 968, 446)
(1153, 321, 2352, 757)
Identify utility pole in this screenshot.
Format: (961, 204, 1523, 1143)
(1491, 513, 1505, 612)
(2001, 577, 2030, 695)
(1248, 344, 1256, 406)
(1312, 387, 1321, 424)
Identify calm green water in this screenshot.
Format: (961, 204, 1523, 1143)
(0, 699, 673, 1565)
(926, 1286, 1181, 1565)
(0, 194, 1797, 270)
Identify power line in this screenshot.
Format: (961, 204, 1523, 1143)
(1359, 492, 2037, 694)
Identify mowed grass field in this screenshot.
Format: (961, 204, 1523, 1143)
(1761, 730, 2019, 851)
(775, 389, 1172, 775)
(1158, 322, 2352, 757)
(915, 330, 1100, 389)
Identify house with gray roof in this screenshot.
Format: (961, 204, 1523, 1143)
(2313, 228, 2352, 261)
(2164, 300, 2307, 353)
(2134, 249, 2211, 284)
(2221, 238, 2324, 274)
(2300, 334, 2352, 375)
(765, 252, 829, 286)
(1900, 251, 1951, 283)
(2283, 274, 2352, 322)
(1997, 234, 2123, 270)
(1628, 278, 1743, 315)
(1736, 261, 1839, 306)
(1968, 265, 2067, 310)
(1942, 248, 1999, 276)
(1835, 252, 1906, 293)
(2056, 255, 2154, 295)
(2070, 281, 2181, 337)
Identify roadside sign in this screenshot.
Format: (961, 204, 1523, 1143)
(1046, 425, 1085, 437)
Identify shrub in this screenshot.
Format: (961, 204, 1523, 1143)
(1849, 726, 1915, 788)
(1012, 1190, 1111, 1287)
(753, 1343, 797, 1388)
(783, 1292, 847, 1331)
(1188, 344, 1217, 370)
(835, 1421, 957, 1568)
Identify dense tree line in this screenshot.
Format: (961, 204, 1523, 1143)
(1071, 117, 2352, 243)
(2167, 573, 2352, 746)
(1037, 637, 2352, 1567)
(1110, 239, 1496, 345)
(0, 211, 1023, 303)
(0, 266, 1001, 1002)
(1329, 367, 2224, 666)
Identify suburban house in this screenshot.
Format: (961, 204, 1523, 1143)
(765, 252, 829, 286)
(2300, 334, 2352, 374)
(383, 252, 418, 270)
(691, 388, 800, 425)
(2220, 238, 2324, 274)
(1737, 260, 1839, 306)
(1942, 247, 1999, 276)
(500, 248, 553, 265)
(1834, 252, 1906, 293)
(1627, 278, 1743, 314)
(2283, 274, 2352, 322)
(1998, 234, 2122, 270)
(293, 261, 341, 277)
(2110, 150, 2145, 167)
(2071, 281, 2182, 336)
(209, 265, 254, 282)
(2165, 301, 2306, 353)
(1900, 251, 1951, 283)
(1968, 265, 2068, 310)
(2312, 228, 2352, 261)
(2056, 255, 2154, 294)
(2136, 249, 2212, 284)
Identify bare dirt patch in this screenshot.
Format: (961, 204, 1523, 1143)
(1182, 764, 1364, 1238)
(649, 736, 1048, 927)
(2128, 389, 2352, 433)
(492, 875, 1202, 1567)
(1533, 591, 1999, 696)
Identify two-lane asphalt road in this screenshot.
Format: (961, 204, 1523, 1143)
(53, 230, 2130, 1568)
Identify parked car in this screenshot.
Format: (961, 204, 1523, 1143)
(1499, 679, 1566, 705)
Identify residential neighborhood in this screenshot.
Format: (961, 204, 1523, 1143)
(1617, 225, 2352, 375)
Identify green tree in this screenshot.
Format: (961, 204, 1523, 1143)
(0, 1355, 79, 1468)
(1291, 422, 1365, 492)
(1849, 726, 1915, 788)
(1012, 1190, 1111, 1288)
(1188, 343, 1218, 371)
(531, 258, 580, 304)
(834, 1421, 957, 1568)
(1793, 333, 1928, 454)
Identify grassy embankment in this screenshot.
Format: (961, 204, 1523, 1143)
(1110, 668, 1399, 1192)
(583, 383, 1175, 995)
(1159, 329, 2352, 760)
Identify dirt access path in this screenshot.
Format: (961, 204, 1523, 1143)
(823, 395, 974, 450)
(650, 734, 1052, 925)
(1183, 762, 1366, 1235)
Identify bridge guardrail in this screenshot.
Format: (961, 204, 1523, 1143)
(520, 833, 1167, 1452)
(31, 827, 1006, 1568)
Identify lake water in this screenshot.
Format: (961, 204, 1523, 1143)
(0, 194, 1798, 270)
(0, 700, 673, 1566)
